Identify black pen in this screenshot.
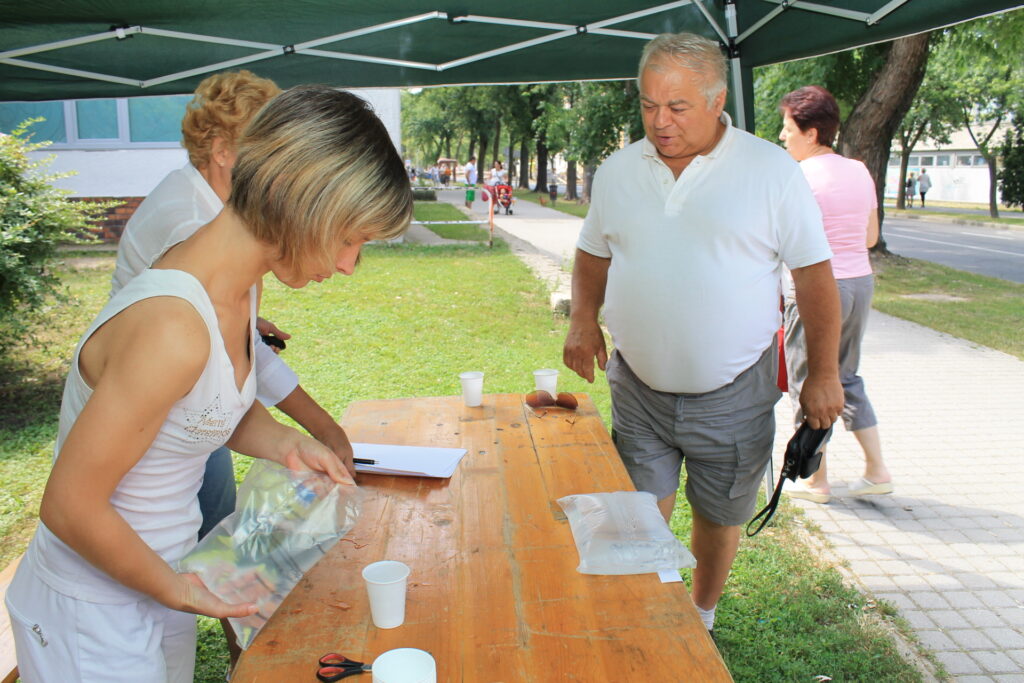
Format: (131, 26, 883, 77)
(354, 458, 377, 465)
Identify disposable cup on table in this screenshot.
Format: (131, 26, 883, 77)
(362, 560, 410, 629)
(459, 371, 484, 407)
(371, 648, 437, 683)
(533, 369, 559, 395)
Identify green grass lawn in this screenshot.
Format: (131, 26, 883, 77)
(412, 201, 491, 241)
(1, 246, 926, 682)
(512, 188, 590, 219)
(886, 208, 1024, 228)
(872, 252, 1024, 359)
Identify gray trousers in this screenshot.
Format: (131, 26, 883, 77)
(784, 273, 878, 431)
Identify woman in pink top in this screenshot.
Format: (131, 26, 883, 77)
(778, 85, 892, 503)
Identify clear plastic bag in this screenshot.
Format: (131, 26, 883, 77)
(557, 491, 696, 575)
(178, 460, 363, 648)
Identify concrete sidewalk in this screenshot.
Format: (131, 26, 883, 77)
(431, 188, 1024, 680)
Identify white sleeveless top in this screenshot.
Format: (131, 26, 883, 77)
(25, 269, 257, 603)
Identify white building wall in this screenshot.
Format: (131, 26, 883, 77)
(28, 88, 402, 198)
(883, 165, 998, 203)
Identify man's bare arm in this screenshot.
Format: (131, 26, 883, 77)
(790, 260, 844, 429)
(563, 249, 611, 383)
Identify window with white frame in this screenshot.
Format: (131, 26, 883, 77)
(0, 95, 191, 148)
(935, 154, 951, 166)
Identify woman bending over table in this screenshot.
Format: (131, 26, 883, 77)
(5, 85, 413, 682)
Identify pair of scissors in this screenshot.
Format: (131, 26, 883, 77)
(316, 653, 372, 681)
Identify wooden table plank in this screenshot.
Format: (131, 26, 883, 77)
(231, 394, 731, 682)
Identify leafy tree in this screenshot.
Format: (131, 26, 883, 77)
(891, 57, 960, 210)
(998, 115, 1024, 208)
(754, 37, 930, 250)
(753, 45, 888, 142)
(1, 120, 104, 345)
(930, 11, 1024, 217)
(838, 33, 932, 251)
(535, 80, 640, 202)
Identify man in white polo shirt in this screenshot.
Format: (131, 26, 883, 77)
(563, 32, 843, 637)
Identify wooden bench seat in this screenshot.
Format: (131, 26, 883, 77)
(0, 554, 22, 683)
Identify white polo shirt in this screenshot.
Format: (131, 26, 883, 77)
(112, 163, 299, 406)
(577, 114, 830, 394)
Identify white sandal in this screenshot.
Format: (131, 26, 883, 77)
(786, 483, 831, 504)
(848, 477, 894, 496)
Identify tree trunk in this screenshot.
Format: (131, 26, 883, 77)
(838, 32, 931, 253)
(987, 161, 1000, 218)
(582, 163, 597, 203)
(897, 149, 911, 210)
(519, 140, 530, 189)
(492, 119, 502, 164)
(477, 133, 489, 182)
(565, 161, 578, 200)
(535, 135, 549, 192)
(467, 138, 475, 163)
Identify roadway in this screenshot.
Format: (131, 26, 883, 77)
(879, 216, 1024, 283)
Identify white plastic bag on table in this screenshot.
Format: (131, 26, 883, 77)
(557, 491, 696, 575)
(178, 459, 363, 648)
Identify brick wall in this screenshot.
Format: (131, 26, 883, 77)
(72, 196, 144, 242)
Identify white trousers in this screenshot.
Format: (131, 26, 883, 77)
(6, 561, 196, 682)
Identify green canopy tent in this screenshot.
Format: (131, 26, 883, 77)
(1, 0, 1021, 129)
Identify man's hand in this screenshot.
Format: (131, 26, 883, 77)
(316, 424, 356, 479)
(564, 320, 608, 383)
(798, 374, 844, 429)
(564, 249, 611, 383)
(256, 317, 291, 342)
(790, 260, 843, 430)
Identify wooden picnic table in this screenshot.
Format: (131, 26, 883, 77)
(231, 394, 731, 682)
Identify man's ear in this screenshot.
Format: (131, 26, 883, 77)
(712, 88, 727, 117)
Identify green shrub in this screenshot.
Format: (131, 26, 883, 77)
(0, 119, 108, 345)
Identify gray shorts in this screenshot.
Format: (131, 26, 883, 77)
(784, 273, 878, 431)
(607, 344, 781, 527)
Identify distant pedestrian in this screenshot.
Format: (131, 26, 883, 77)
(464, 156, 477, 186)
(917, 169, 932, 208)
(905, 172, 917, 208)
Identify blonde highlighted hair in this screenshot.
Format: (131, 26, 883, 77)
(638, 33, 728, 107)
(228, 86, 412, 272)
(181, 70, 281, 169)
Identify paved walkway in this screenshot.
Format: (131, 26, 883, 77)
(426, 190, 1024, 680)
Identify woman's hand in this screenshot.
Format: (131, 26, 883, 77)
(171, 573, 259, 619)
(278, 431, 356, 487)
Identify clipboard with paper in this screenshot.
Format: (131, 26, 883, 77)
(353, 442, 467, 478)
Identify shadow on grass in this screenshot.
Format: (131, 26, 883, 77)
(0, 359, 64, 434)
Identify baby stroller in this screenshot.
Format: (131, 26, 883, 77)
(493, 184, 514, 215)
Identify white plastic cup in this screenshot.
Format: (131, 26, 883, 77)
(459, 371, 484, 407)
(533, 368, 559, 395)
(371, 648, 437, 683)
(362, 560, 410, 629)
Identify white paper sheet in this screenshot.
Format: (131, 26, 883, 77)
(352, 442, 467, 478)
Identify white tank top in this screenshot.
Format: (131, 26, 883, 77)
(26, 269, 257, 603)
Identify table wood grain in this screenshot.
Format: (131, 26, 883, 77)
(231, 394, 731, 682)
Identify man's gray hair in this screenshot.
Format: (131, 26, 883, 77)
(638, 33, 728, 106)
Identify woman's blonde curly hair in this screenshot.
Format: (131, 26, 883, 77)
(181, 70, 281, 169)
